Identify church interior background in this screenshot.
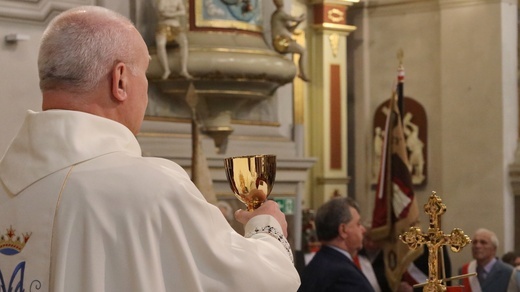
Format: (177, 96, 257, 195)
(0, 0, 519, 273)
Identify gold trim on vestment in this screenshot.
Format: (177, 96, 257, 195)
(49, 165, 75, 290)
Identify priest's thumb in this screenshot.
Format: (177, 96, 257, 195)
(234, 209, 251, 225)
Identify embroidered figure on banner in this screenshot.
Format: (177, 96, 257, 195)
(372, 97, 427, 186)
(403, 112, 425, 184)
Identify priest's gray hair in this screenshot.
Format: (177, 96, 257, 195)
(38, 6, 139, 93)
(315, 197, 360, 242)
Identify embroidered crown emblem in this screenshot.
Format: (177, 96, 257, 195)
(0, 226, 31, 256)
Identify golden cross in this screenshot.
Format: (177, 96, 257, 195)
(400, 192, 472, 292)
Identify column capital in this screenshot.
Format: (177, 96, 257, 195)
(310, 0, 359, 33)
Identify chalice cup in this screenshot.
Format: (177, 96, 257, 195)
(224, 155, 276, 211)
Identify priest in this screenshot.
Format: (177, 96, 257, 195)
(0, 6, 299, 292)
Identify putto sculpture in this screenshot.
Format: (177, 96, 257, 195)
(154, 0, 192, 80)
(270, 0, 309, 82)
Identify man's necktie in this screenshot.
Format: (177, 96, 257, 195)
(477, 266, 487, 283)
(353, 255, 361, 270)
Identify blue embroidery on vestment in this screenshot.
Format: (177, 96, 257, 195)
(0, 261, 25, 292)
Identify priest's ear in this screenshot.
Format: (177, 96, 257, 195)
(111, 62, 129, 102)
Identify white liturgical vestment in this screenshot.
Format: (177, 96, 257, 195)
(0, 110, 300, 292)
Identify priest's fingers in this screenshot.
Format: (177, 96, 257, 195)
(235, 200, 288, 237)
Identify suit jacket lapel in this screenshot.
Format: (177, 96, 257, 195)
(321, 245, 374, 290)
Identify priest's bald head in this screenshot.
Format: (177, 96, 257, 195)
(38, 6, 150, 135)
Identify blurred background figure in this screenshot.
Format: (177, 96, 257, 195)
(357, 228, 391, 292)
(503, 251, 520, 268)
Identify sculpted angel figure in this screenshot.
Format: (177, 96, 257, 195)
(270, 0, 309, 82)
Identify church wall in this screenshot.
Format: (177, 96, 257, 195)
(439, 0, 517, 270)
(0, 20, 46, 155)
(0, 0, 109, 155)
(349, 0, 518, 272)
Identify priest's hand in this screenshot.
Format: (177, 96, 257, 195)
(235, 200, 288, 237)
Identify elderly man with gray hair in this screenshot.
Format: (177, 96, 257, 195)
(460, 228, 514, 292)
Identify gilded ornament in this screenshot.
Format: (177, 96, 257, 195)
(399, 191, 472, 291)
(327, 8, 344, 23)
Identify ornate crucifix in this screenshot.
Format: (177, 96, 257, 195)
(400, 192, 472, 292)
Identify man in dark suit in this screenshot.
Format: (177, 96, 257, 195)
(298, 197, 375, 292)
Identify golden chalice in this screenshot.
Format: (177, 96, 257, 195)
(223, 155, 276, 211)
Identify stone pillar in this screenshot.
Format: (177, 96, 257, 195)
(508, 2, 520, 254)
(307, 0, 357, 208)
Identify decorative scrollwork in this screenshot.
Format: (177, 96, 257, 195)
(448, 228, 471, 252)
(424, 192, 446, 229)
(327, 8, 344, 23)
(400, 227, 425, 250)
(30, 280, 42, 291)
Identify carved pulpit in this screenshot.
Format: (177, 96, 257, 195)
(400, 192, 475, 292)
